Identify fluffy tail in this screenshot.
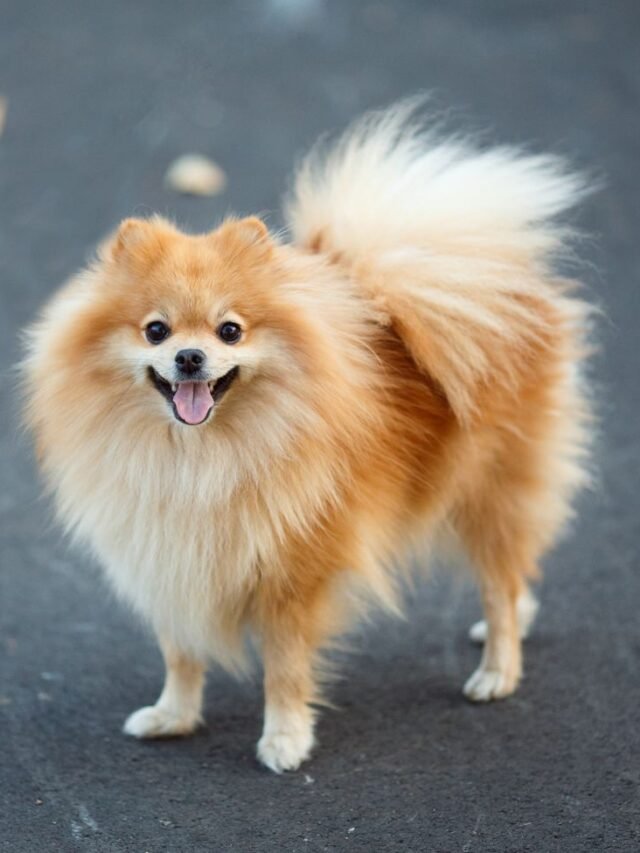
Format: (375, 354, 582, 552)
(286, 101, 593, 422)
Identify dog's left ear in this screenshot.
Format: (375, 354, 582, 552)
(233, 216, 270, 246)
(215, 217, 273, 259)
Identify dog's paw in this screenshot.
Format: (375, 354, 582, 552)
(257, 728, 314, 773)
(469, 591, 539, 646)
(463, 666, 519, 702)
(468, 619, 488, 644)
(123, 705, 201, 739)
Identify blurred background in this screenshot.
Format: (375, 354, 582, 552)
(1, 1, 639, 851)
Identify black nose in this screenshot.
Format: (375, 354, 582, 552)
(175, 348, 206, 375)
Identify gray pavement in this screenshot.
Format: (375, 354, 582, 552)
(1, 1, 639, 851)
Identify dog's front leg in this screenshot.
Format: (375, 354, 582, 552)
(257, 612, 318, 773)
(123, 638, 205, 739)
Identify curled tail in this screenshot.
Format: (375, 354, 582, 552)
(286, 101, 594, 422)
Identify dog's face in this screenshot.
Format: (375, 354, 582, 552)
(28, 212, 369, 469)
(84, 216, 302, 427)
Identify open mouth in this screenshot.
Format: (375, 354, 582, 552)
(147, 366, 239, 425)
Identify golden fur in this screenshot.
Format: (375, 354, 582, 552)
(23, 105, 594, 771)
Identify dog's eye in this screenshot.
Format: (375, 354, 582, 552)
(145, 321, 171, 344)
(217, 322, 242, 344)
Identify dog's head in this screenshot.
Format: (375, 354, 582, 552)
(26, 213, 379, 491)
(68, 215, 312, 428)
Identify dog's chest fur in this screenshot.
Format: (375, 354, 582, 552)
(57, 423, 284, 664)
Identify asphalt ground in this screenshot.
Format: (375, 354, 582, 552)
(1, 1, 639, 851)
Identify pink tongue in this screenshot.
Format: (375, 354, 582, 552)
(173, 382, 214, 425)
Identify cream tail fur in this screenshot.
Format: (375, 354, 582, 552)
(287, 100, 590, 421)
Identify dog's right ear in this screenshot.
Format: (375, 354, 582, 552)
(98, 219, 150, 262)
(112, 219, 152, 255)
(100, 217, 175, 264)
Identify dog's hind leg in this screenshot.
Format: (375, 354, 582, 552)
(123, 639, 205, 738)
(455, 485, 544, 702)
(462, 569, 526, 702)
(468, 584, 539, 645)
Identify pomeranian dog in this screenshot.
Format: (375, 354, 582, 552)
(24, 104, 593, 772)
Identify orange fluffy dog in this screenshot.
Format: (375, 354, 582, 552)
(24, 105, 593, 771)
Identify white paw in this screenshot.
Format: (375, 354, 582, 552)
(123, 705, 201, 739)
(257, 728, 314, 773)
(463, 666, 519, 702)
(468, 590, 539, 645)
(468, 619, 488, 644)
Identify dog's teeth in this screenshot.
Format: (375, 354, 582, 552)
(171, 383, 177, 392)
